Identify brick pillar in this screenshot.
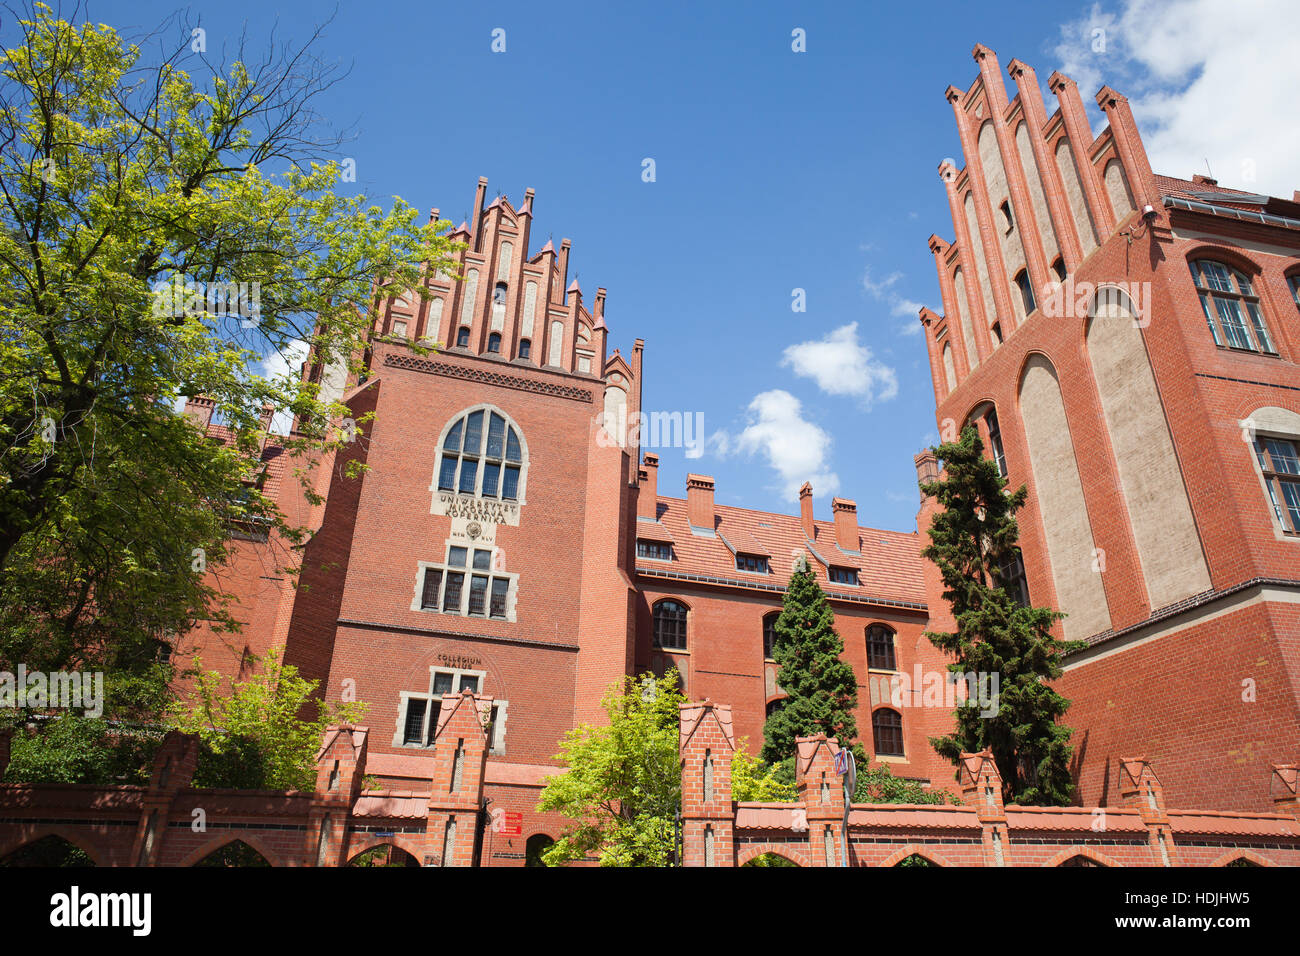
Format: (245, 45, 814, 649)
(131, 731, 199, 866)
(425, 690, 490, 867)
(1119, 756, 1179, 866)
(307, 725, 369, 867)
(679, 700, 736, 867)
(795, 735, 845, 867)
(938, 159, 994, 365)
(1095, 87, 1159, 214)
(1047, 72, 1116, 234)
(958, 750, 1012, 866)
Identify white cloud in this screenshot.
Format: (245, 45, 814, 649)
(732, 390, 841, 499)
(781, 322, 899, 404)
(861, 266, 930, 336)
(1054, 0, 1300, 197)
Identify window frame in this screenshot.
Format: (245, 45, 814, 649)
(394, 666, 508, 754)
(433, 405, 528, 508)
(735, 553, 770, 575)
(866, 624, 897, 671)
(652, 599, 689, 651)
(413, 546, 519, 622)
(1255, 434, 1300, 535)
(636, 539, 673, 562)
(762, 611, 779, 660)
(828, 565, 859, 586)
(1190, 259, 1277, 356)
(872, 708, 905, 757)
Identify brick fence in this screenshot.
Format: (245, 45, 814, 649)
(679, 700, 1300, 867)
(4, 693, 1300, 866)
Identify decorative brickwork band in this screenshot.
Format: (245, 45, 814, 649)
(383, 352, 594, 403)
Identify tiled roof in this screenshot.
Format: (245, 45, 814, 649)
(1157, 174, 1300, 216)
(352, 793, 429, 819)
(639, 495, 927, 607)
(1004, 806, 1146, 833)
(1167, 810, 1300, 839)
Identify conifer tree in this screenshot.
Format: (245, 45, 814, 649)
(761, 558, 868, 776)
(921, 426, 1085, 806)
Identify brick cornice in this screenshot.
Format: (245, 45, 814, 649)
(382, 352, 594, 403)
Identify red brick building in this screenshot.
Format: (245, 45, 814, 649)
(176, 176, 956, 864)
(167, 42, 1300, 868)
(919, 45, 1300, 812)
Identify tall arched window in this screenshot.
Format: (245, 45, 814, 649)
(762, 612, 779, 660)
(1190, 259, 1276, 354)
(1014, 270, 1036, 318)
(866, 625, 896, 671)
(652, 599, 688, 651)
(487, 332, 502, 353)
(436, 407, 525, 502)
(872, 709, 904, 756)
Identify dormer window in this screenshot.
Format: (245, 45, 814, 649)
(636, 540, 673, 561)
(828, 566, 858, 586)
(735, 553, 769, 574)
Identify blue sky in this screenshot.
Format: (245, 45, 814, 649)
(86, 0, 1300, 532)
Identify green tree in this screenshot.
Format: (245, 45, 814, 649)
(761, 559, 867, 780)
(920, 426, 1085, 806)
(169, 646, 367, 790)
(2, 713, 161, 785)
(0, 5, 459, 717)
(537, 671, 685, 867)
(731, 739, 795, 802)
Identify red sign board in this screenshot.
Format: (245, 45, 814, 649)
(494, 810, 523, 837)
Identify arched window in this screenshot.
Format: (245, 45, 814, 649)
(436, 407, 525, 501)
(1190, 259, 1276, 354)
(985, 407, 1006, 477)
(872, 709, 904, 756)
(866, 625, 896, 671)
(762, 612, 779, 660)
(652, 599, 688, 651)
(1014, 270, 1036, 318)
(1051, 257, 1066, 282)
(989, 322, 1003, 346)
(517, 338, 531, 360)
(493, 282, 507, 306)
(456, 326, 470, 348)
(765, 698, 785, 719)
(487, 332, 501, 353)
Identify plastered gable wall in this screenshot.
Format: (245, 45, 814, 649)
(1086, 291, 1211, 609)
(1017, 353, 1112, 639)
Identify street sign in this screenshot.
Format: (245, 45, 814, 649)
(834, 750, 849, 775)
(499, 811, 523, 837)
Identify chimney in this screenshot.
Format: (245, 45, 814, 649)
(798, 482, 814, 540)
(1192, 173, 1218, 186)
(914, 450, 940, 499)
(686, 474, 715, 534)
(832, 497, 858, 552)
(471, 176, 488, 251)
(638, 453, 659, 520)
(183, 396, 215, 432)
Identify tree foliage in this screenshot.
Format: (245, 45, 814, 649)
(537, 670, 685, 867)
(0, 4, 459, 715)
(921, 426, 1084, 806)
(761, 562, 864, 774)
(169, 646, 366, 790)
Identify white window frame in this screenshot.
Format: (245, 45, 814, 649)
(412, 546, 520, 622)
(393, 666, 508, 754)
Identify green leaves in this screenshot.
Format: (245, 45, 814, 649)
(0, 6, 460, 716)
(921, 426, 1084, 806)
(537, 671, 686, 867)
(169, 646, 367, 791)
(761, 567, 862, 768)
